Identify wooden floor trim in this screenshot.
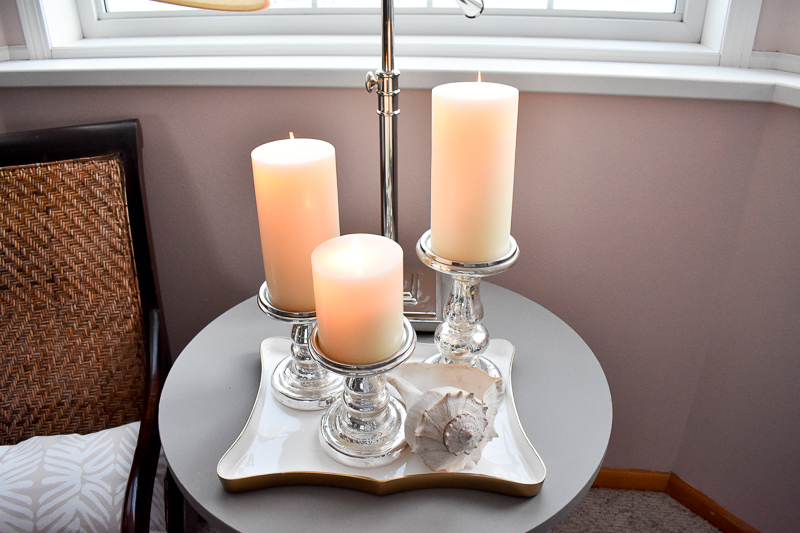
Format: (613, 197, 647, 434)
(592, 468, 671, 492)
(592, 468, 760, 533)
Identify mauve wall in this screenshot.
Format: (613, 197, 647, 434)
(673, 103, 800, 533)
(1, 87, 798, 533)
(754, 0, 800, 55)
(0, 0, 25, 47)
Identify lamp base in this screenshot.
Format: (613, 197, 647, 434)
(404, 263, 441, 332)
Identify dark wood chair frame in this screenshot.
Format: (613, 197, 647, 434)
(0, 119, 172, 533)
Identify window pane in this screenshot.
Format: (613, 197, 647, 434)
(105, 0, 677, 12)
(483, 0, 547, 8)
(105, 0, 193, 11)
(553, 0, 677, 13)
(316, 0, 378, 6)
(270, 0, 313, 7)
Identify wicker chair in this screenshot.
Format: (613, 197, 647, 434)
(0, 120, 170, 533)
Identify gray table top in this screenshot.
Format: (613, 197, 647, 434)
(159, 282, 612, 533)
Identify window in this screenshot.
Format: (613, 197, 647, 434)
(76, 0, 705, 45)
(16, 0, 759, 71)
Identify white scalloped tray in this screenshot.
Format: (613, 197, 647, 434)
(217, 338, 545, 496)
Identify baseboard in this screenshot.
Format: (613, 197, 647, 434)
(592, 468, 759, 533)
(592, 468, 670, 491)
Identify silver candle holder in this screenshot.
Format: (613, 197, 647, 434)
(416, 230, 519, 383)
(308, 316, 416, 468)
(258, 282, 343, 411)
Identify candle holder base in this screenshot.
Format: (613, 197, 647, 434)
(258, 282, 344, 411)
(309, 317, 417, 468)
(318, 395, 408, 468)
(270, 354, 345, 411)
(416, 230, 519, 389)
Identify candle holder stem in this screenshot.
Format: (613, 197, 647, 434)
(416, 230, 519, 386)
(271, 321, 344, 410)
(434, 274, 489, 366)
(309, 317, 416, 468)
(320, 374, 406, 466)
(258, 283, 343, 411)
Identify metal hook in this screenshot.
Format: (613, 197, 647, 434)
(455, 0, 484, 18)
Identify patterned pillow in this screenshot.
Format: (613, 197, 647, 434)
(0, 422, 167, 533)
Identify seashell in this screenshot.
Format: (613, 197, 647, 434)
(387, 363, 501, 472)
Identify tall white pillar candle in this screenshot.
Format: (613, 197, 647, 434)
(430, 81, 519, 263)
(311, 234, 404, 365)
(252, 137, 340, 312)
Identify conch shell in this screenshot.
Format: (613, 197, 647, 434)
(387, 363, 501, 472)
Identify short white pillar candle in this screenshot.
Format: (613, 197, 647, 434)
(311, 234, 404, 365)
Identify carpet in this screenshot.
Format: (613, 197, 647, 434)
(551, 488, 722, 532)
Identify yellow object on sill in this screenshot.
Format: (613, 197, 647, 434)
(154, 0, 269, 12)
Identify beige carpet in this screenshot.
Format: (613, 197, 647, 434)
(551, 488, 721, 532)
(196, 488, 722, 532)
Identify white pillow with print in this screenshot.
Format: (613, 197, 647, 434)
(0, 422, 167, 533)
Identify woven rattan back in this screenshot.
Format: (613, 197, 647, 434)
(1, 154, 146, 445)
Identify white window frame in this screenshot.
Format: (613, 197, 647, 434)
(8, 0, 799, 110)
(13, 0, 761, 68)
(79, 1, 702, 42)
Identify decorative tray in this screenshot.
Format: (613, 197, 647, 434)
(217, 338, 546, 496)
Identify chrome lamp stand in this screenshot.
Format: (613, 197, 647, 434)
(366, 0, 484, 332)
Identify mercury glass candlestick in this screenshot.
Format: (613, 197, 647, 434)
(308, 316, 416, 468)
(258, 282, 343, 410)
(416, 230, 519, 383)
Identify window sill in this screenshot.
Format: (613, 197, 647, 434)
(1, 54, 799, 109)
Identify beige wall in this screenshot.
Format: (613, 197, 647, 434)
(3, 3, 800, 533)
(2, 86, 798, 533)
(0, 0, 24, 46)
(754, 0, 800, 55)
(674, 102, 800, 533)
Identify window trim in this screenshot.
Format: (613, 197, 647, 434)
(11, 0, 762, 70)
(6, 0, 798, 111)
(14, 0, 746, 63)
(79, 0, 702, 42)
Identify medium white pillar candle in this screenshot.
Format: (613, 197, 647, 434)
(430, 80, 519, 263)
(252, 137, 340, 312)
(311, 234, 404, 365)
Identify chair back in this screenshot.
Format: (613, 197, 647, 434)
(0, 120, 162, 445)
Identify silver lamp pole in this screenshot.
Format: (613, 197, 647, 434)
(366, 0, 483, 330)
(365, 0, 400, 241)
(366, 0, 484, 242)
